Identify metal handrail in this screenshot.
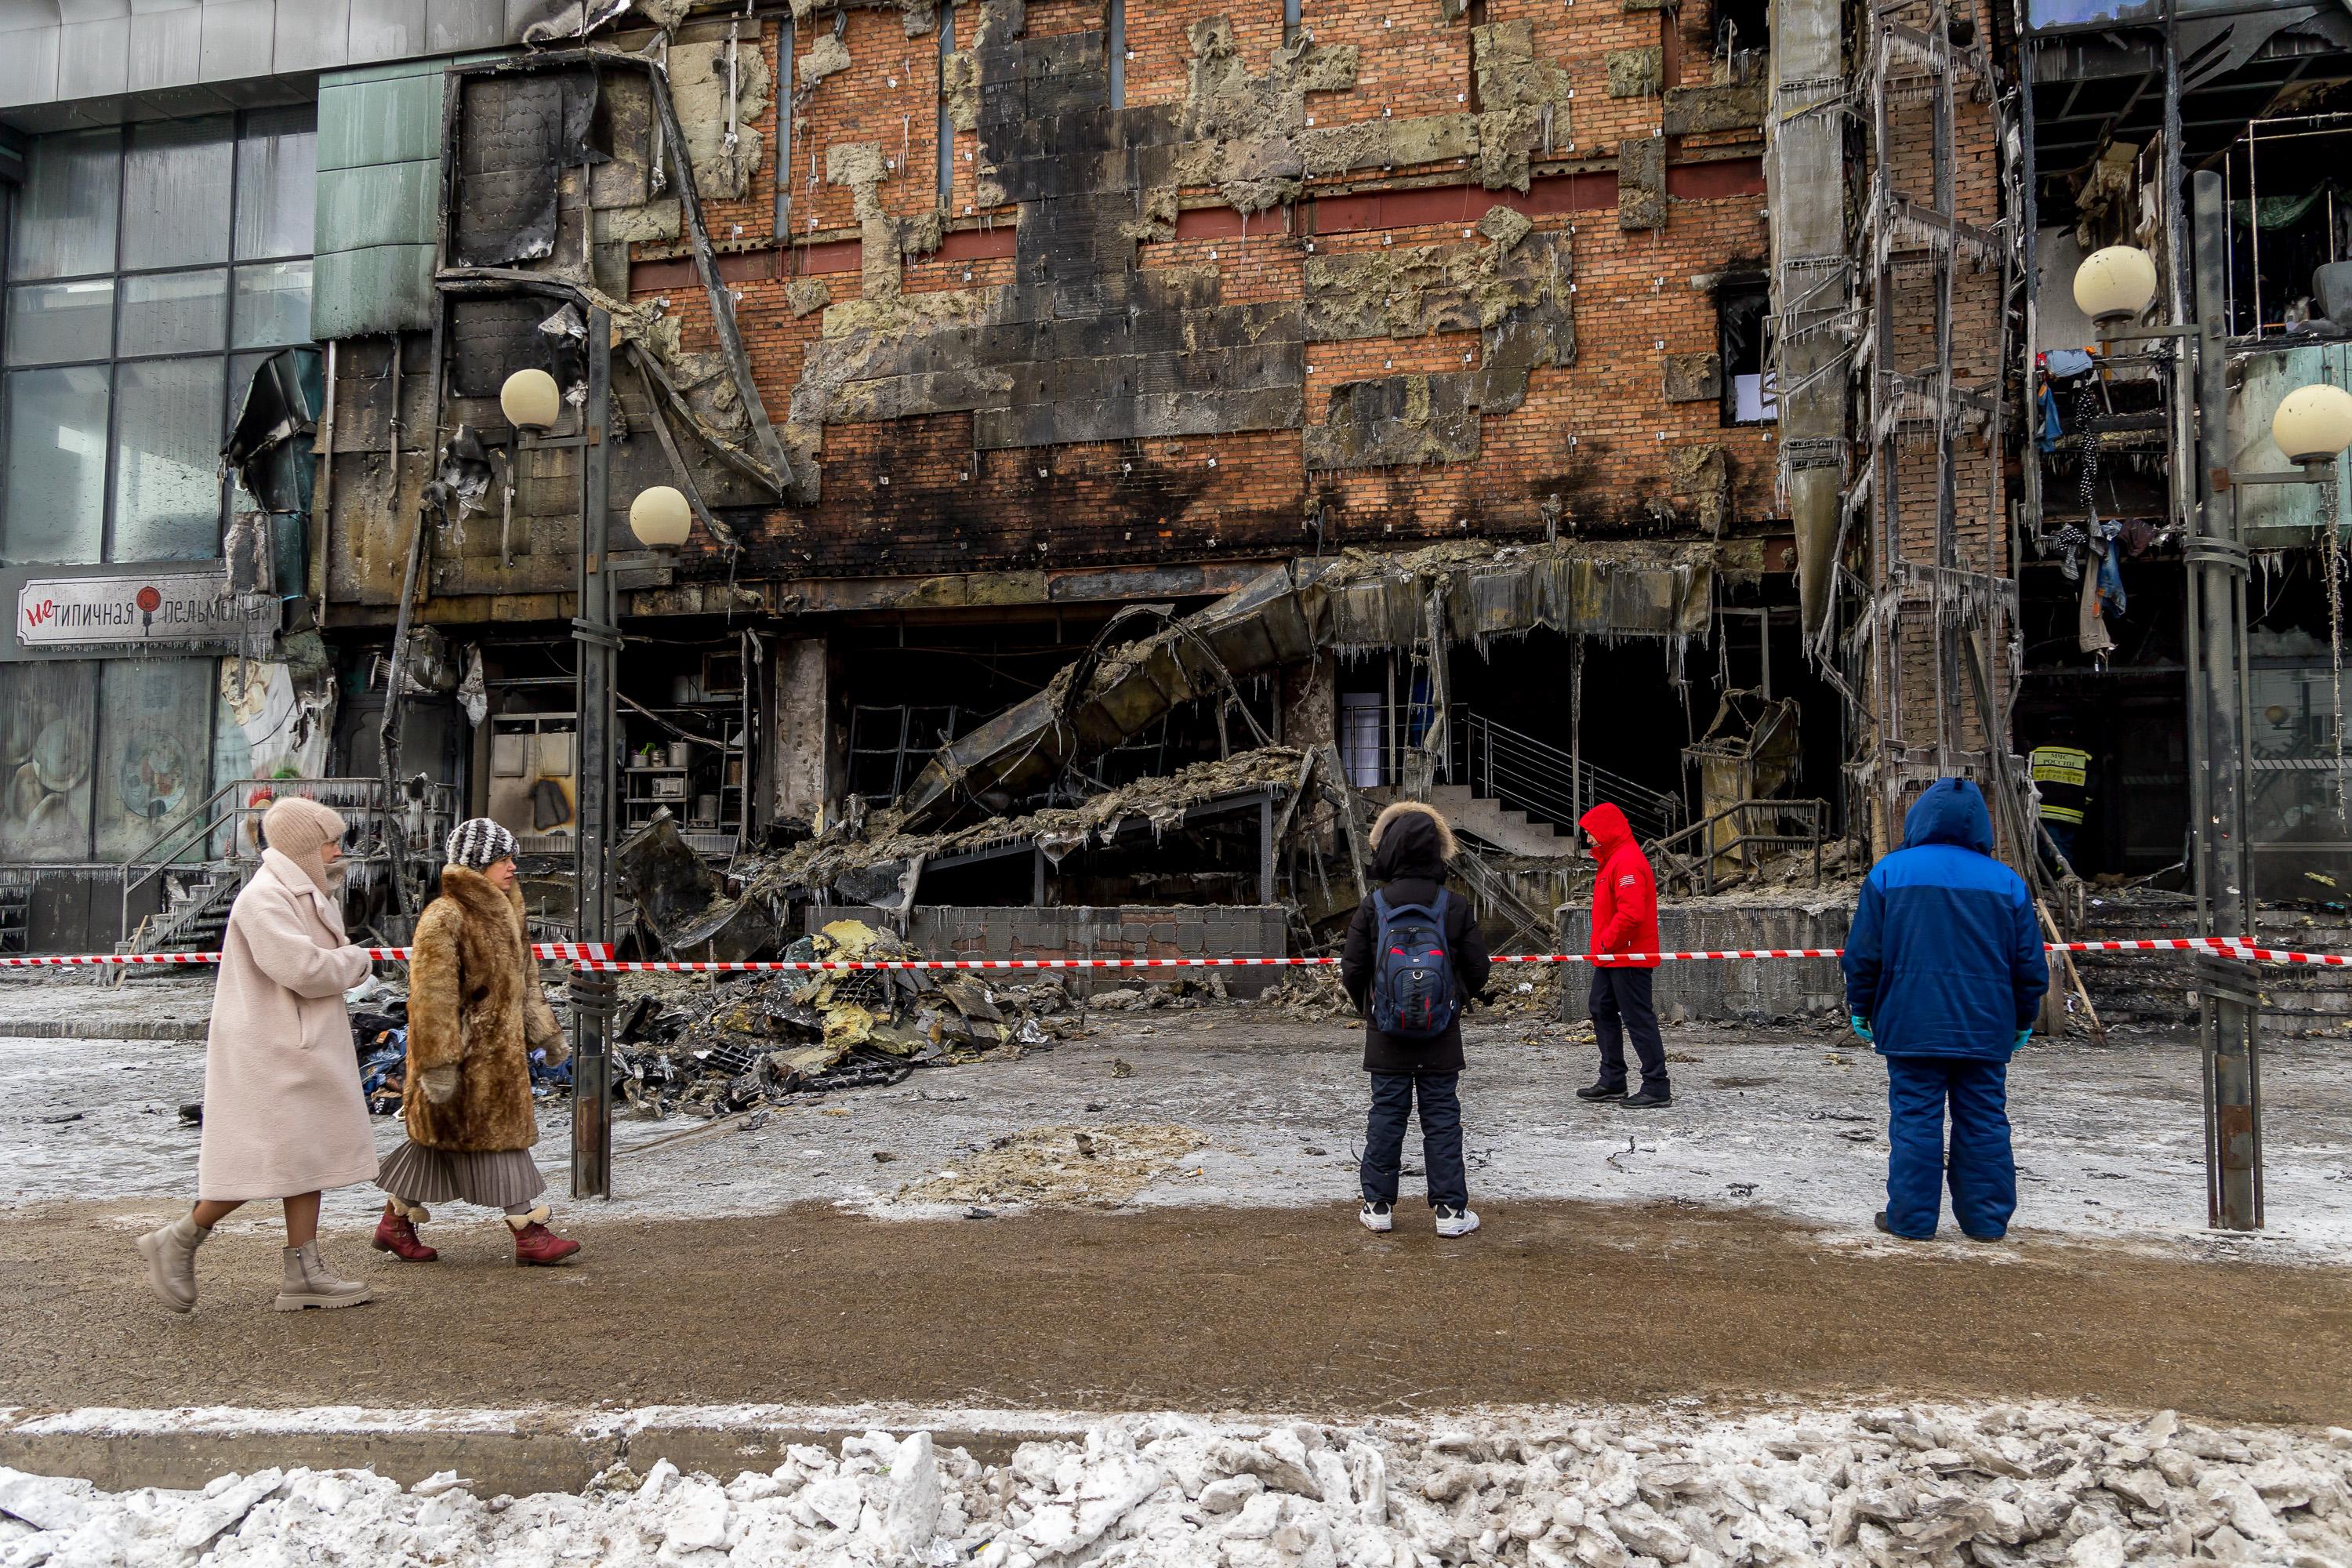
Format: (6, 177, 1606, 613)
(118, 778, 459, 947)
(1650, 797, 1829, 896)
(1448, 706, 1682, 841)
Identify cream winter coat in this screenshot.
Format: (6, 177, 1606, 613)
(196, 848, 379, 1200)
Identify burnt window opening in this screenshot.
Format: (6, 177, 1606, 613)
(2217, 117, 2352, 339)
(1717, 274, 1775, 426)
(1712, 0, 1770, 70)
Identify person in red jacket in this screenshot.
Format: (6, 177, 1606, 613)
(1576, 802, 1672, 1108)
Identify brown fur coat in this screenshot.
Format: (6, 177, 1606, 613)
(401, 866, 567, 1152)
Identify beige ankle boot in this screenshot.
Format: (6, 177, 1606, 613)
(273, 1240, 373, 1311)
(135, 1214, 209, 1312)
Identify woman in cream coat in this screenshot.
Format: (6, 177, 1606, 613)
(136, 796, 380, 1312)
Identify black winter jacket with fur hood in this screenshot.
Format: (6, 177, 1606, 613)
(1341, 804, 1492, 1074)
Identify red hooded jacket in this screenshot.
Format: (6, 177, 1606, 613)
(1580, 802, 1661, 967)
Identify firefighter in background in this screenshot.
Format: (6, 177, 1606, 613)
(2029, 727, 2092, 875)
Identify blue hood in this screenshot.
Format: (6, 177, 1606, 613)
(1900, 779, 1994, 854)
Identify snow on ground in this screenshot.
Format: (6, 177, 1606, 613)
(7, 976, 2352, 1261)
(2, 1403, 2350, 1567)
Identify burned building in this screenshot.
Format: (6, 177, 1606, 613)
(0, 0, 2337, 965)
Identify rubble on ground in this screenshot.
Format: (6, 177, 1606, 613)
(3, 1403, 2346, 1567)
(895, 1122, 1210, 1209)
(607, 920, 1076, 1120)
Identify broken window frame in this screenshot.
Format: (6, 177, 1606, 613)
(0, 109, 318, 569)
(1715, 271, 1776, 429)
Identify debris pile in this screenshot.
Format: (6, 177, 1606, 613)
(895, 1123, 1210, 1209)
(608, 920, 1073, 1119)
(3, 1403, 2346, 1567)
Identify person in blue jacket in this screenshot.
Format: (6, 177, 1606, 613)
(1841, 779, 2050, 1241)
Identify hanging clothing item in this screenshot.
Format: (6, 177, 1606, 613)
(2046, 522, 2086, 582)
(2075, 384, 2105, 517)
(2037, 380, 2063, 452)
(2078, 550, 2116, 655)
(2093, 527, 2129, 619)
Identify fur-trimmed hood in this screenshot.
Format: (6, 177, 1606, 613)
(400, 864, 566, 1153)
(1369, 800, 1457, 880)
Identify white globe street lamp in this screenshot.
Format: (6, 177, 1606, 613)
(499, 367, 561, 430)
(2271, 383, 2352, 466)
(628, 485, 693, 548)
(2072, 245, 2159, 326)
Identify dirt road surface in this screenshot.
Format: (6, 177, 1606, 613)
(6, 1198, 2347, 1426)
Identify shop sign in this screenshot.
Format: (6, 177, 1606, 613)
(16, 574, 275, 649)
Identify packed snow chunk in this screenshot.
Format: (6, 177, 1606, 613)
(174, 1468, 285, 1552)
(0, 1468, 99, 1533)
(12, 1403, 2352, 1567)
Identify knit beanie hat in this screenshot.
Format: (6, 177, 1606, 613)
(260, 797, 347, 893)
(448, 818, 519, 871)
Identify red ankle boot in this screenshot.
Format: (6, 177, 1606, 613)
(510, 1219, 581, 1267)
(372, 1204, 437, 1262)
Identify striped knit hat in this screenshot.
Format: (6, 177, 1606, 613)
(446, 818, 518, 870)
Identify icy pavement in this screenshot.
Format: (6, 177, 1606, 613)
(2, 1402, 2349, 1567)
(6, 976, 2352, 1261)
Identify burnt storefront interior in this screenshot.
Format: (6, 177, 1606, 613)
(0, 0, 2327, 1003)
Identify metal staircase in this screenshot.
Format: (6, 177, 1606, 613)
(1443, 706, 1683, 850)
(114, 777, 457, 957)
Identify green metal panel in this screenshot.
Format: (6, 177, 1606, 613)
(317, 71, 446, 172)
(2233, 343, 2352, 548)
(316, 162, 438, 253)
(311, 243, 435, 340)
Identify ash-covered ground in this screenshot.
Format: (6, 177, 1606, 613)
(4, 972, 2350, 1261)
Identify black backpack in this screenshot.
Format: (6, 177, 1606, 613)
(1370, 888, 1460, 1039)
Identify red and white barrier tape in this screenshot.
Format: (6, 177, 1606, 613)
(0, 942, 610, 969)
(564, 936, 2337, 973)
(5, 935, 2346, 972)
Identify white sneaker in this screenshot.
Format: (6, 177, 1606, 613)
(1435, 1205, 1481, 1239)
(1359, 1201, 1393, 1233)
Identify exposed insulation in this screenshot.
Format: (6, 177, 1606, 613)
(1618, 132, 1667, 230)
(669, 37, 770, 201)
(1304, 375, 1480, 469)
(1663, 351, 1723, 402)
(798, 29, 851, 88)
(1606, 46, 1664, 98)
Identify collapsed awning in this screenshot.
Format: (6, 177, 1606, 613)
(895, 540, 1712, 829)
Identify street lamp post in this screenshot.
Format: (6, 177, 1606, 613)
(502, 333, 710, 1202)
(2070, 174, 2352, 1229)
(503, 316, 619, 1201)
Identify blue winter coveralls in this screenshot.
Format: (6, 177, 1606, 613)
(1841, 780, 2051, 1240)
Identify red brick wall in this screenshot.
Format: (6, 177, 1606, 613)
(641, 10, 1780, 584)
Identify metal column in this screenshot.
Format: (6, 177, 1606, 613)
(570, 307, 619, 1201)
(2185, 169, 2263, 1230)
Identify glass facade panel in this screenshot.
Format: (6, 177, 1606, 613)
(110, 358, 226, 561)
(0, 116, 314, 579)
(118, 268, 229, 358)
(5, 278, 114, 366)
(93, 658, 216, 860)
(0, 661, 98, 862)
(2, 365, 110, 564)
(9, 130, 121, 283)
(121, 118, 235, 272)
(234, 107, 319, 263)
(230, 261, 312, 349)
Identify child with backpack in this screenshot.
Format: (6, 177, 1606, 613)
(1341, 801, 1493, 1237)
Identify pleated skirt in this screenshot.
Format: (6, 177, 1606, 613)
(376, 1140, 547, 1209)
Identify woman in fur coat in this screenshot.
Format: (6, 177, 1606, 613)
(136, 796, 379, 1313)
(373, 818, 581, 1266)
